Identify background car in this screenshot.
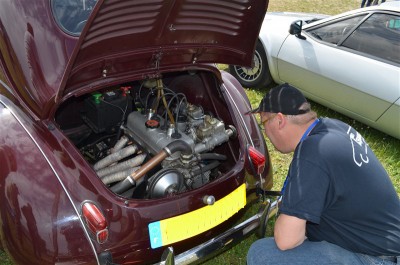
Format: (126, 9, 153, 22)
(0, 0, 278, 264)
(230, 5, 400, 139)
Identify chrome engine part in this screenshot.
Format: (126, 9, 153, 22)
(125, 103, 236, 156)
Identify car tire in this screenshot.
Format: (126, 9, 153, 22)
(229, 41, 272, 89)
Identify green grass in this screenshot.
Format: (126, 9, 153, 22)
(268, 0, 361, 15)
(0, 250, 12, 265)
(1, 0, 399, 264)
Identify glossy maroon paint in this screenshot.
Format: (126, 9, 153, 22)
(0, 0, 271, 264)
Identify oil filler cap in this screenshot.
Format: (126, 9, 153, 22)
(145, 119, 160, 129)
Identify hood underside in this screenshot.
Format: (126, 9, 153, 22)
(58, 0, 268, 100)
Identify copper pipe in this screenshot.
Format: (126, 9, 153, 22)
(131, 150, 168, 181)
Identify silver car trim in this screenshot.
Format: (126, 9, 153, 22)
(0, 80, 14, 96)
(221, 83, 255, 147)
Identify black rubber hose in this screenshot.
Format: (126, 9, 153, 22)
(199, 153, 227, 161)
(191, 161, 220, 176)
(110, 177, 136, 194)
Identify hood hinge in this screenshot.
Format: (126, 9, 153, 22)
(153, 51, 163, 71)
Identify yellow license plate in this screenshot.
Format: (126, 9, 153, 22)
(148, 184, 246, 249)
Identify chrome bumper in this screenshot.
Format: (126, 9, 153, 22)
(157, 197, 280, 265)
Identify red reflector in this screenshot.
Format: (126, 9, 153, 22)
(248, 146, 266, 175)
(96, 229, 108, 243)
(82, 202, 108, 244)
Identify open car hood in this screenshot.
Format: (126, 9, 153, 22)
(57, 0, 268, 101)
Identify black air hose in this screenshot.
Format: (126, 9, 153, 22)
(191, 161, 220, 177)
(199, 153, 227, 161)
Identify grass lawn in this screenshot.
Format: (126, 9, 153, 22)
(1, 0, 398, 264)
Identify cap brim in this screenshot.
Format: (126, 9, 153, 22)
(245, 107, 260, 115)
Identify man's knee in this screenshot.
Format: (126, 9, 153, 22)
(247, 238, 278, 265)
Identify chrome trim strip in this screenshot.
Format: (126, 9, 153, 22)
(0, 97, 100, 265)
(221, 83, 255, 147)
(0, 80, 14, 95)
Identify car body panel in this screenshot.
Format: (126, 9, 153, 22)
(60, 0, 268, 101)
(375, 97, 400, 138)
(258, 12, 329, 84)
(0, 0, 76, 120)
(277, 33, 399, 122)
(0, 95, 97, 264)
(233, 7, 400, 139)
(274, 7, 400, 138)
(0, 0, 268, 120)
(0, 58, 272, 265)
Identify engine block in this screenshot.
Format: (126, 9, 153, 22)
(125, 104, 235, 156)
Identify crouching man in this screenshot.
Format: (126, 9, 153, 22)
(246, 83, 400, 265)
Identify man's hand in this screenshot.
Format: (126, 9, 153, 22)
(274, 213, 306, 250)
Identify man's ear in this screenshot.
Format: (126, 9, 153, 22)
(276, 113, 286, 129)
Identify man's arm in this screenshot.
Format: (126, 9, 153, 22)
(274, 213, 307, 250)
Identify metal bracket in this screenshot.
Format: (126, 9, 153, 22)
(160, 246, 175, 265)
(153, 51, 163, 71)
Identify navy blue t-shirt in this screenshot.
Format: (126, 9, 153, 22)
(279, 118, 400, 256)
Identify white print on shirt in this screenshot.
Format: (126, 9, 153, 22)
(347, 126, 369, 167)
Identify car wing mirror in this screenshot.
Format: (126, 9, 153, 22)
(289, 20, 306, 40)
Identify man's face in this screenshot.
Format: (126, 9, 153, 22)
(260, 112, 289, 154)
(260, 112, 278, 144)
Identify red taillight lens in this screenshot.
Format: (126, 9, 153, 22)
(82, 202, 108, 244)
(248, 146, 266, 175)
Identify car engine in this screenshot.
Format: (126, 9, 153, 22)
(59, 75, 237, 199)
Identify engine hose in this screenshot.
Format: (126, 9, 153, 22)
(102, 167, 140, 185)
(97, 154, 146, 178)
(110, 176, 137, 194)
(112, 135, 129, 153)
(94, 145, 138, 171)
(164, 139, 191, 156)
(191, 161, 220, 177)
(111, 140, 192, 194)
(199, 153, 227, 161)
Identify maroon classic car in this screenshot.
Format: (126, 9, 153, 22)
(0, 0, 278, 264)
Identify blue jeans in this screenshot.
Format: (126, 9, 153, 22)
(247, 238, 399, 265)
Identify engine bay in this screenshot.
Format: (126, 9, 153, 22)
(56, 71, 239, 199)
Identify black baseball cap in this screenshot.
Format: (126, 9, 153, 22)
(247, 83, 309, 115)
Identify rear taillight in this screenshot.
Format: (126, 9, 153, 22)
(248, 146, 266, 175)
(82, 202, 108, 244)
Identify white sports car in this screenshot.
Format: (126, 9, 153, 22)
(230, 5, 400, 139)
